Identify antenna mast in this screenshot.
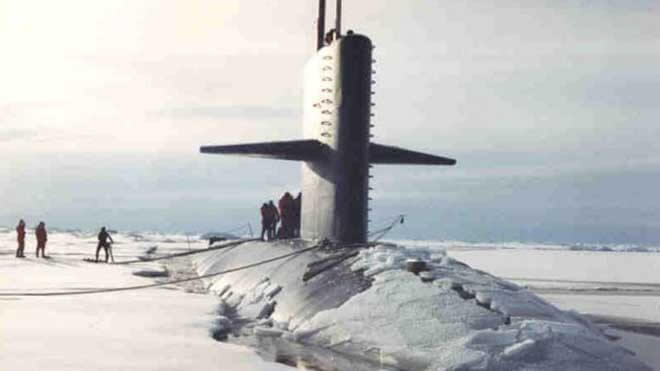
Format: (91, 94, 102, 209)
(317, 0, 326, 50)
(336, 0, 342, 38)
(317, 0, 343, 50)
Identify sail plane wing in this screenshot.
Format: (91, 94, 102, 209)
(200, 140, 326, 162)
(202, 140, 455, 165)
(369, 143, 456, 165)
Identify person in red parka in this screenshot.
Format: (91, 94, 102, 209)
(35, 221, 48, 258)
(15, 219, 26, 258)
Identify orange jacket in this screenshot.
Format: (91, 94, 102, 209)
(279, 194, 294, 218)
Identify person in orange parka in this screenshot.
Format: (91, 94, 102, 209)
(15, 219, 26, 258)
(35, 221, 48, 258)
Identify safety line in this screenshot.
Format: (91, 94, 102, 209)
(222, 223, 251, 234)
(0, 243, 322, 297)
(112, 238, 260, 265)
(368, 214, 405, 241)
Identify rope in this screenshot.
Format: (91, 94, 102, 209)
(216, 223, 252, 235)
(112, 238, 259, 265)
(302, 250, 360, 282)
(369, 214, 403, 226)
(368, 214, 405, 242)
(1, 215, 409, 297)
(0, 243, 322, 297)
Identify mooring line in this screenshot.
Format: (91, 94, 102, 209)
(368, 214, 405, 241)
(112, 238, 260, 265)
(0, 243, 322, 297)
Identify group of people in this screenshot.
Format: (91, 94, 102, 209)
(260, 192, 301, 241)
(15, 219, 48, 258)
(14, 219, 115, 263)
(14, 192, 304, 261)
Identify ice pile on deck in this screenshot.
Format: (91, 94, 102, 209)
(195, 242, 650, 370)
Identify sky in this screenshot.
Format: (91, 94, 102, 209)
(1, 1, 659, 244)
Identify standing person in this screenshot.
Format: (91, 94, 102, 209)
(268, 200, 279, 240)
(15, 219, 26, 258)
(260, 203, 271, 241)
(35, 222, 47, 258)
(293, 192, 302, 238)
(278, 192, 295, 238)
(96, 226, 114, 263)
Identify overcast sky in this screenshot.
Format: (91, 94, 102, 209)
(1, 1, 659, 244)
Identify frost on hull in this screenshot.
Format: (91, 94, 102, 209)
(194, 241, 650, 370)
(194, 240, 372, 329)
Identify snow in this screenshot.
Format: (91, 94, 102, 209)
(200, 231, 241, 240)
(612, 330, 660, 369)
(444, 244, 660, 370)
(445, 248, 660, 285)
(2, 229, 655, 370)
(391, 239, 660, 253)
(0, 230, 291, 371)
(194, 241, 651, 370)
(501, 339, 536, 359)
(297, 244, 648, 370)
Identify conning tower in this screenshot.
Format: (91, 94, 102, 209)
(201, 0, 456, 244)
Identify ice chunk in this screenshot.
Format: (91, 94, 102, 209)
(254, 326, 284, 338)
(501, 339, 537, 360)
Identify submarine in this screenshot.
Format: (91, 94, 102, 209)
(196, 2, 650, 370)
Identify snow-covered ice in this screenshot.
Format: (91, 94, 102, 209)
(195, 240, 651, 370)
(443, 243, 660, 370)
(1, 228, 655, 370)
(0, 229, 291, 371)
(392, 239, 660, 253)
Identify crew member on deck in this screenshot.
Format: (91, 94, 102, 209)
(268, 200, 279, 240)
(324, 28, 336, 45)
(35, 222, 48, 258)
(293, 192, 302, 238)
(96, 226, 114, 263)
(15, 219, 26, 258)
(260, 203, 270, 241)
(278, 192, 295, 238)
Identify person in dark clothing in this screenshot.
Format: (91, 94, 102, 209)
(324, 28, 336, 45)
(268, 200, 279, 240)
(16, 219, 26, 258)
(96, 226, 114, 263)
(35, 221, 47, 258)
(260, 203, 271, 241)
(278, 192, 295, 238)
(293, 192, 302, 238)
